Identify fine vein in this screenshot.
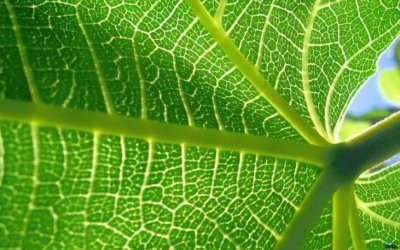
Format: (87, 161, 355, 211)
(185, 0, 330, 147)
(0, 99, 328, 167)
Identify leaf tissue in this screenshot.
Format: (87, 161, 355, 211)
(0, 0, 399, 249)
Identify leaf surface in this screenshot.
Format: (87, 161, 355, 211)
(379, 69, 400, 105)
(0, 0, 399, 249)
(355, 164, 400, 249)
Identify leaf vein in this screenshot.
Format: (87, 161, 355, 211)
(75, 5, 114, 114)
(5, 0, 40, 102)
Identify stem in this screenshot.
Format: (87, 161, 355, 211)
(274, 167, 340, 250)
(185, 0, 329, 147)
(343, 111, 400, 175)
(0, 99, 328, 166)
(348, 188, 367, 250)
(348, 111, 400, 145)
(332, 184, 351, 250)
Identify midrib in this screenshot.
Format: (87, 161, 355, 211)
(0, 99, 327, 167)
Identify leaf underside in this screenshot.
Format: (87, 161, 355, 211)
(0, 0, 399, 249)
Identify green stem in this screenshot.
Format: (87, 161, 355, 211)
(0, 99, 328, 166)
(185, 0, 329, 147)
(332, 184, 351, 250)
(348, 111, 400, 145)
(274, 167, 340, 250)
(348, 188, 367, 250)
(339, 111, 400, 176)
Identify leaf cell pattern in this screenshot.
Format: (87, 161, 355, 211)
(0, 0, 399, 249)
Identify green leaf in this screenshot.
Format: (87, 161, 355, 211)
(0, 0, 399, 249)
(339, 119, 371, 141)
(379, 41, 400, 106)
(355, 164, 400, 249)
(379, 68, 400, 105)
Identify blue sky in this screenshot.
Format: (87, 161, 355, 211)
(347, 37, 400, 166)
(347, 37, 400, 116)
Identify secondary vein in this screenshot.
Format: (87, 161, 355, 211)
(75, 4, 114, 114)
(5, 0, 40, 102)
(185, 0, 330, 147)
(301, 0, 330, 140)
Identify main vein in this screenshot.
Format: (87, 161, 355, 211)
(0, 99, 328, 166)
(274, 167, 341, 250)
(332, 184, 351, 250)
(349, 188, 367, 250)
(185, 0, 330, 147)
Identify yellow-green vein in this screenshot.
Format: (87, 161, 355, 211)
(355, 195, 400, 229)
(214, 0, 227, 24)
(332, 184, 351, 250)
(0, 99, 329, 167)
(185, 0, 330, 147)
(274, 167, 341, 250)
(302, 0, 330, 141)
(349, 188, 367, 250)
